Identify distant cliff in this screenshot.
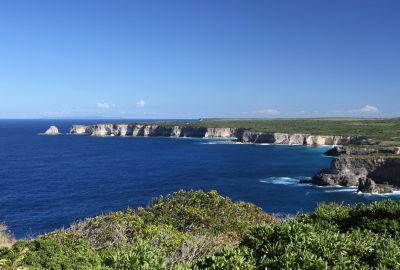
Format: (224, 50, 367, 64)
(69, 123, 363, 146)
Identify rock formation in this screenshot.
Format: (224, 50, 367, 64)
(324, 146, 400, 157)
(43, 126, 60, 135)
(69, 124, 361, 146)
(312, 156, 400, 193)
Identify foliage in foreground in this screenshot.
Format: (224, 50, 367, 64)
(1, 191, 400, 269)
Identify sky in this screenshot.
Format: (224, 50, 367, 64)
(0, 0, 399, 119)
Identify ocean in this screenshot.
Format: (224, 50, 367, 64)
(0, 119, 398, 238)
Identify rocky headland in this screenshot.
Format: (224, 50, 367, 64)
(310, 146, 400, 193)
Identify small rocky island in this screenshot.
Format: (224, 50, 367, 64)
(42, 125, 60, 135)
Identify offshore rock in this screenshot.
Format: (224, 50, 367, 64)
(43, 126, 60, 135)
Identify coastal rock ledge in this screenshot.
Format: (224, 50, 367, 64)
(312, 157, 400, 193)
(69, 124, 364, 146)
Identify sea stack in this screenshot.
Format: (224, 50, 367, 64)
(43, 126, 60, 135)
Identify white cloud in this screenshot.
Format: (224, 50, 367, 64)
(96, 103, 110, 109)
(360, 105, 379, 113)
(136, 100, 146, 108)
(255, 108, 280, 115)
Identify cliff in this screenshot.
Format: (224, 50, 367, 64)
(69, 123, 362, 146)
(312, 156, 400, 193)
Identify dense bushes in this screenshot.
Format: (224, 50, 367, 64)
(1, 191, 400, 269)
(0, 190, 269, 269)
(199, 200, 400, 270)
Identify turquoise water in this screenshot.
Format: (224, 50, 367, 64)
(0, 120, 398, 238)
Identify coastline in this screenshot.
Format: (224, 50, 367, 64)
(67, 123, 363, 146)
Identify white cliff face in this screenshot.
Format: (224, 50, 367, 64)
(241, 131, 356, 145)
(204, 128, 239, 138)
(171, 126, 182, 137)
(70, 125, 93, 135)
(116, 124, 132, 136)
(43, 126, 60, 135)
(132, 125, 144, 136)
(68, 123, 359, 146)
(91, 124, 110, 136)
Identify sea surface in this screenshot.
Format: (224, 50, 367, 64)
(0, 119, 398, 238)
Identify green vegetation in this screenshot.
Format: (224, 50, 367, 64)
(1, 190, 400, 269)
(148, 118, 400, 142)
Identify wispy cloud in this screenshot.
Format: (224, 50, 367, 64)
(96, 102, 110, 109)
(360, 105, 379, 113)
(136, 100, 146, 108)
(254, 108, 280, 115)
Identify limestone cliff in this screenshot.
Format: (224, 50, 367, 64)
(240, 131, 360, 145)
(69, 123, 360, 145)
(69, 125, 94, 135)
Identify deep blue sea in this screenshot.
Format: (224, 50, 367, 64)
(1, 120, 398, 238)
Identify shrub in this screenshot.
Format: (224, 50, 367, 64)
(0, 236, 103, 270)
(137, 190, 271, 237)
(102, 240, 167, 270)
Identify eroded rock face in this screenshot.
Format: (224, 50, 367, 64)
(312, 157, 400, 193)
(43, 126, 60, 135)
(204, 128, 242, 138)
(70, 125, 94, 134)
(240, 132, 358, 145)
(312, 169, 360, 187)
(68, 123, 361, 146)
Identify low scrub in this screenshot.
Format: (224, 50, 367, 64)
(1, 191, 400, 269)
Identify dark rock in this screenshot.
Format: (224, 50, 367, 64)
(338, 174, 359, 187)
(298, 179, 312, 184)
(358, 178, 394, 193)
(324, 146, 344, 156)
(312, 170, 339, 186)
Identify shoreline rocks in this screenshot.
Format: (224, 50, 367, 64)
(324, 146, 400, 157)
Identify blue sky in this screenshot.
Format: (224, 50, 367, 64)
(0, 0, 399, 119)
